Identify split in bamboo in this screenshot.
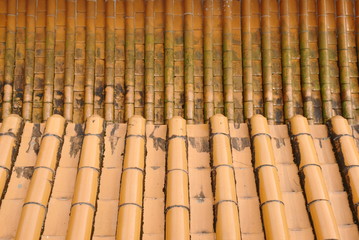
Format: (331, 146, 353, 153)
(15, 115, 65, 240)
(165, 0, 174, 121)
(210, 114, 241, 239)
(289, 115, 340, 239)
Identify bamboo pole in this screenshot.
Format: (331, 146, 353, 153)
(43, 0, 57, 121)
(2, 0, 17, 119)
(0, 0, 7, 121)
(165, 0, 174, 121)
(144, 0, 154, 124)
(241, 0, 253, 121)
(116, 115, 146, 239)
(105, 0, 115, 122)
(223, 0, 233, 123)
(64, 0, 76, 122)
(125, 0, 135, 121)
(261, 0, 274, 124)
(15, 115, 66, 240)
(210, 114, 241, 239)
(203, 0, 214, 122)
(165, 116, 190, 240)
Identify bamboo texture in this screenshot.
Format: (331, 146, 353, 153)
(165, 0, 174, 121)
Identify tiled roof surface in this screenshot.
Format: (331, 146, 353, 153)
(1, 113, 359, 239)
(1, 0, 359, 124)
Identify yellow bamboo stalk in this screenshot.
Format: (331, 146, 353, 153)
(250, 115, 290, 239)
(165, 0, 174, 121)
(15, 115, 66, 240)
(43, 0, 56, 121)
(116, 115, 146, 239)
(0, 0, 7, 120)
(66, 115, 104, 239)
(210, 114, 241, 239)
(144, 0, 154, 124)
(203, 0, 214, 122)
(289, 115, 340, 239)
(125, 0, 135, 121)
(2, 0, 17, 119)
(64, 0, 76, 122)
(0, 114, 23, 200)
(165, 116, 190, 240)
(104, 0, 115, 122)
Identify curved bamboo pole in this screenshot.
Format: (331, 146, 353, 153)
(116, 115, 146, 239)
(0, 114, 23, 200)
(15, 115, 66, 240)
(210, 114, 241, 239)
(165, 116, 190, 240)
(250, 115, 290, 239)
(144, 0, 155, 124)
(289, 115, 340, 239)
(104, 0, 115, 122)
(66, 115, 104, 239)
(165, 0, 174, 121)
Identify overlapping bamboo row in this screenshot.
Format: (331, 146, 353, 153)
(213, 0, 223, 116)
(114, 1, 125, 122)
(15, 115, 65, 240)
(144, 0, 154, 123)
(116, 116, 146, 239)
(66, 115, 104, 239)
(241, 0, 253, 121)
(184, 0, 194, 123)
(64, 0, 76, 122)
(2, 0, 17, 119)
(0, 0, 7, 121)
(250, 115, 290, 239)
(328, 116, 359, 222)
(261, 0, 274, 124)
(232, 0, 243, 124)
(94, 0, 105, 117)
(12, 0, 26, 116)
(32, 0, 46, 123)
(104, 0, 115, 122)
(289, 115, 340, 239)
(164, 0, 174, 121)
(43, 0, 56, 121)
(83, 0, 96, 121)
(222, 0, 233, 123)
(165, 117, 190, 240)
(203, 0, 214, 123)
(210, 114, 241, 239)
(0, 114, 23, 200)
(337, 0, 358, 124)
(53, 0, 66, 116)
(125, 0, 135, 121)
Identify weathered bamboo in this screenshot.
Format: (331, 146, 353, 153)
(84, 0, 96, 121)
(250, 115, 290, 239)
(2, 0, 17, 119)
(261, 0, 274, 124)
(289, 115, 340, 239)
(328, 115, 359, 222)
(116, 115, 146, 239)
(64, 0, 76, 122)
(337, 0, 355, 123)
(165, 116, 190, 240)
(203, 0, 214, 122)
(125, 0, 135, 121)
(0, 0, 7, 120)
(104, 0, 115, 122)
(299, 0, 314, 123)
(144, 0, 155, 124)
(15, 115, 66, 240)
(165, 0, 174, 121)
(210, 114, 241, 239)
(241, 0, 253, 121)
(66, 115, 104, 239)
(356, 0, 359, 74)
(184, 0, 194, 123)
(223, 0, 233, 123)
(0, 114, 23, 200)
(43, 0, 56, 121)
